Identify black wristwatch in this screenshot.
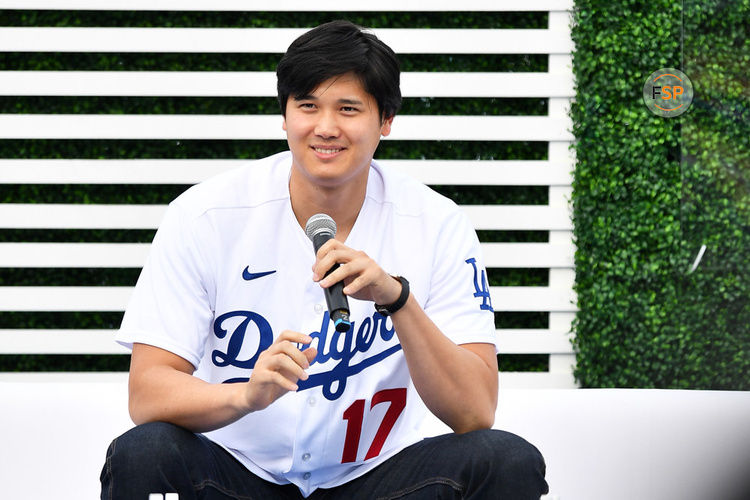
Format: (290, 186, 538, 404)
(375, 276, 410, 316)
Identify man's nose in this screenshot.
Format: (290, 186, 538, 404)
(314, 110, 340, 139)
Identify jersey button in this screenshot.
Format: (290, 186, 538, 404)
(307, 396, 316, 407)
(314, 303, 324, 314)
(303, 472, 311, 480)
(302, 453, 311, 462)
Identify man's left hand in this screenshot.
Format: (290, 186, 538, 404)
(312, 239, 401, 305)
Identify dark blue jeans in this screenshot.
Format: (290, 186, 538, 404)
(101, 422, 548, 499)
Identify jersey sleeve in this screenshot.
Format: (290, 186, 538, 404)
(115, 200, 215, 368)
(422, 207, 498, 350)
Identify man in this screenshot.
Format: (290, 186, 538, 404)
(101, 20, 548, 499)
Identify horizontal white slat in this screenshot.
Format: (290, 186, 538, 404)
(0, 372, 130, 382)
(0, 204, 573, 230)
(0, 285, 575, 311)
(0, 243, 151, 267)
(0, 159, 237, 184)
(463, 205, 573, 230)
(0, 287, 134, 311)
(549, 352, 576, 374)
(0, 328, 574, 355)
(491, 286, 575, 312)
(0, 28, 574, 55)
(482, 242, 574, 268)
(0, 242, 574, 268)
(0, 204, 166, 229)
(0, 159, 573, 186)
(0, 71, 575, 98)
(497, 329, 574, 354)
(0, 330, 129, 354)
(0, 0, 574, 11)
(0, 114, 575, 141)
(498, 371, 577, 389)
(401, 72, 575, 98)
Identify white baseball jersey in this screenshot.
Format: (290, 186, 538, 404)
(116, 151, 497, 497)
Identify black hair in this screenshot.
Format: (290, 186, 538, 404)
(276, 20, 401, 121)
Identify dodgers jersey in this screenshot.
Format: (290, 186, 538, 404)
(116, 151, 497, 497)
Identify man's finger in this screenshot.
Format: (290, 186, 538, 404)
(313, 249, 351, 282)
(274, 340, 312, 370)
(303, 347, 318, 364)
(269, 354, 309, 382)
(276, 330, 312, 346)
(266, 370, 299, 392)
(314, 238, 343, 260)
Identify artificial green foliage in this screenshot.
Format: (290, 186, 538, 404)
(571, 0, 749, 389)
(0, 354, 130, 371)
(675, 0, 750, 389)
(0, 52, 546, 73)
(1, 10, 546, 29)
(0, 229, 156, 243)
(0, 311, 125, 330)
(1, 11, 550, 372)
(0, 139, 546, 160)
(0, 97, 546, 116)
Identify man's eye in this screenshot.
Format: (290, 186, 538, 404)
(341, 106, 358, 112)
(300, 103, 315, 109)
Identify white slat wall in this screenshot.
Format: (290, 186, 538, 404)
(0, 0, 577, 388)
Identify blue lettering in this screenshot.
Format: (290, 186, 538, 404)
(466, 257, 494, 312)
(297, 310, 403, 400)
(299, 344, 403, 400)
(355, 316, 375, 352)
(211, 308, 403, 401)
(377, 312, 395, 341)
(222, 377, 249, 384)
(212, 310, 273, 369)
(330, 321, 355, 361)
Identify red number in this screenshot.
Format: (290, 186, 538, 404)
(341, 388, 407, 463)
(364, 388, 407, 459)
(341, 399, 365, 464)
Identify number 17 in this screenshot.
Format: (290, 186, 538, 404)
(341, 388, 407, 463)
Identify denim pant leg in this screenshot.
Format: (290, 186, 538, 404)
(100, 421, 302, 500)
(314, 429, 548, 500)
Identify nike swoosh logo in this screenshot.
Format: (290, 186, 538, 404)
(242, 267, 276, 281)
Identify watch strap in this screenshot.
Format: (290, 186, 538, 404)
(375, 276, 409, 316)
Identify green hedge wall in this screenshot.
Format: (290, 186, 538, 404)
(571, 0, 749, 389)
(0, 10, 550, 373)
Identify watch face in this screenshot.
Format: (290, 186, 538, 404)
(375, 305, 391, 317)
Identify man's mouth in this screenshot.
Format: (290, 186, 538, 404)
(312, 146, 345, 154)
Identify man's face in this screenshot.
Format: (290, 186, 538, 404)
(283, 73, 393, 190)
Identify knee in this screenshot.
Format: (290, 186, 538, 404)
(101, 422, 204, 498)
(106, 422, 196, 474)
(462, 429, 547, 487)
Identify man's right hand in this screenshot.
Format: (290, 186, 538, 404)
(128, 332, 316, 433)
(243, 330, 317, 412)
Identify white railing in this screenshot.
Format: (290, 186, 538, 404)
(0, 1, 577, 388)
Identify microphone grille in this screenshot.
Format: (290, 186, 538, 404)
(305, 213, 337, 241)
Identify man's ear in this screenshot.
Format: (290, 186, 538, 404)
(282, 116, 287, 132)
(380, 115, 394, 137)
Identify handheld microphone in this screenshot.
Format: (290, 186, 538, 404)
(305, 213, 351, 333)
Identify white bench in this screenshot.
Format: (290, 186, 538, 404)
(2, 374, 749, 500)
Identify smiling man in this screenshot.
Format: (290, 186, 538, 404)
(101, 20, 548, 499)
